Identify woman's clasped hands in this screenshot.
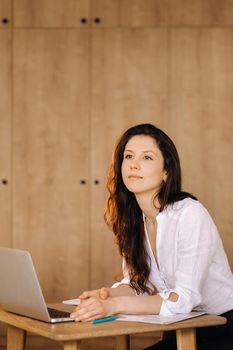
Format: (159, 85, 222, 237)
(70, 287, 116, 322)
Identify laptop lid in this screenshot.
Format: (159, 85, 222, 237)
(0, 247, 73, 323)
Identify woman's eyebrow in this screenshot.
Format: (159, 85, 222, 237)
(124, 149, 134, 153)
(124, 149, 157, 156)
(124, 149, 156, 153)
(141, 150, 157, 155)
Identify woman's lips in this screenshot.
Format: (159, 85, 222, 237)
(128, 175, 143, 179)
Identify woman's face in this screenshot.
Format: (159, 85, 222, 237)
(121, 135, 167, 197)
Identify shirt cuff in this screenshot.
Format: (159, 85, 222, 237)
(158, 289, 177, 316)
(159, 300, 175, 316)
(111, 277, 130, 289)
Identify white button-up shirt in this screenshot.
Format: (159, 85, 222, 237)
(112, 198, 233, 316)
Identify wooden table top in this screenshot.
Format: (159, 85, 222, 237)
(0, 308, 226, 342)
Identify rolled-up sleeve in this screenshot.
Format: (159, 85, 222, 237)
(158, 204, 218, 315)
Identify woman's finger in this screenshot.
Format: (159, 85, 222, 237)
(71, 297, 103, 320)
(79, 289, 100, 300)
(100, 287, 109, 300)
(73, 303, 106, 322)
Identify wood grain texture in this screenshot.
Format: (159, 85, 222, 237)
(0, 332, 162, 350)
(13, 0, 90, 27)
(120, 0, 168, 27)
(0, 0, 11, 28)
(176, 328, 196, 350)
(13, 29, 90, 300)
(63, 341, 81, 350)
(169, 28, 233, 268)
(116, 335, 130, 350)
(0, 30, 11, 247)
(90, 28, 169, 289)
(1, 0, 233, 312)
(169, 0, 233, 26)
(7, 325, 26, 350)
(11, 0, 233, 28)
(91, 0, 120, 27)
(0, 308, 226, 341)
(13, 0, 169, 28)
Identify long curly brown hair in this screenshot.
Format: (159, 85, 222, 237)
(104, 124, 196, 294)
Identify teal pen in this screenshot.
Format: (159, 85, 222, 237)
(91, 316, 118, 325)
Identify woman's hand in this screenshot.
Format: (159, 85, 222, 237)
(70, 287, 112, 322)
(79, 287, 109, 301)
(70, 295, 116, 322)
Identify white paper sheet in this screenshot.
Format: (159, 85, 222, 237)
(62, 298, 80, 306)
(117, 311, 206, 324)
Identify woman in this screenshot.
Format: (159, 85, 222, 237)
(71, 123, 233, 349)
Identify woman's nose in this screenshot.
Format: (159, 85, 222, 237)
(130, 160, 139, 169)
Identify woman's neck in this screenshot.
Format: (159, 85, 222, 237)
(135, 192, 160, 222)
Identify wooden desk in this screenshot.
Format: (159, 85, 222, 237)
(0, 308, 226, 350)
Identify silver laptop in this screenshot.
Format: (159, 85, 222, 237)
(0, 247, 74, 323)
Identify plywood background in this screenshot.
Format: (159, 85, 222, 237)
(0, 0, 232, 304)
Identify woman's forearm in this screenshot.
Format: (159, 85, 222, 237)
(111, 294, 163, 315)
(71, 289, 175, 321)
(108, 284, 136, 297)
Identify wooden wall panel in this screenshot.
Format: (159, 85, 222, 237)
(120, 0, 168, 27)
(13, 0, 233, 29)
(14, 0, 90, 27)
(169, 0, 233, 26)
(92, 0, 169, 27)
(13, 0, 169, 29)
(13, 29, 90, 301)
(91, 0, 120, 27)
(0, 0, 11, 28)
(2, 0, 232, 301)
(90, 29, 169, 289)
(0, 30, 11, 247)
(169, 29, 233, 268)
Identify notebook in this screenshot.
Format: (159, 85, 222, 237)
(0, 247, 74, 323)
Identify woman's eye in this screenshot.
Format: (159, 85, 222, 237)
(144, 155, 153, 160)
(125, 154, 132, 159)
